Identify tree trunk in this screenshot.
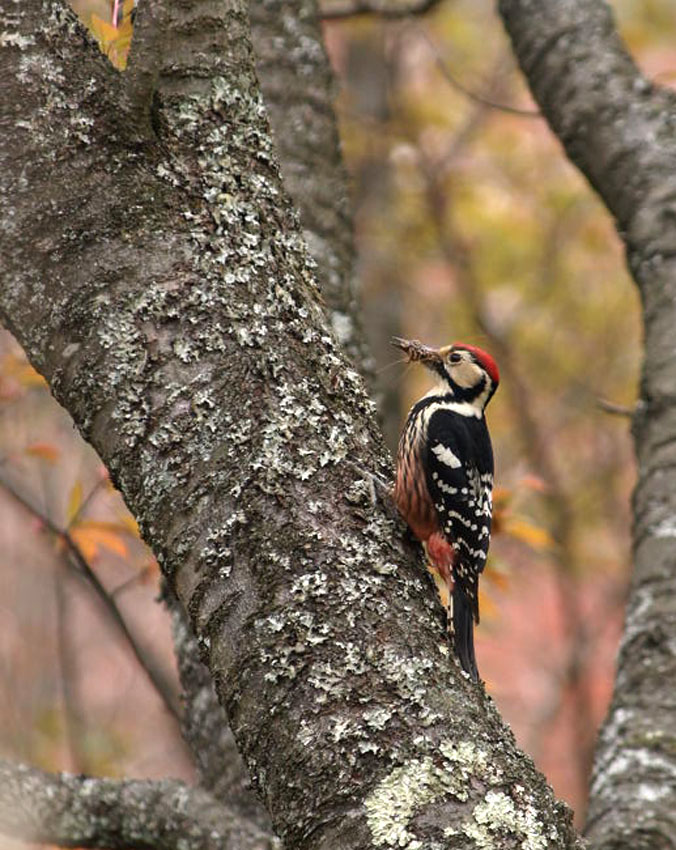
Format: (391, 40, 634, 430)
(498, 1, 676, 847)
(249, 0, 373, 379)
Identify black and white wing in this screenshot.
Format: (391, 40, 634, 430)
(424, 409, 494, 679)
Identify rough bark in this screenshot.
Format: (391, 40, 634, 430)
(0, 0, 581, 848)
(168, 593, 275, 831)
(249, 0, 373, 380)
(498, 1, 676, 847)
(163, 0, 364, 831)
(0, 760, 276, 850)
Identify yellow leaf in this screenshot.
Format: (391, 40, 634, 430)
(504, 517, 555, 552)
(75, 519, 132, 534)
(66, 480, 83, 526)
(17, 363, 47, 389)
(483, 568, 510, 592)
(90, 13, 119, 47)
(90, 11, 133, 70)
(120, 514, 141, 537)
(75, 516, 142, 539)
(25, 442, 61, 464)
(491, 485, 512, 510)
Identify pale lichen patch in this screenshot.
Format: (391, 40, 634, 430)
(364, 756, 454, 848)
(1, 31, 36, 48)
(364, 738, 496, 847)
(459, 790, 551, 850)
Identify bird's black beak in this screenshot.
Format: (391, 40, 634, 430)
(391, 337, 443, 371)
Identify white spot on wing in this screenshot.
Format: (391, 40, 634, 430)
(432, 443, 462, 468)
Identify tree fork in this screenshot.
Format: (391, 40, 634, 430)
(1, 0, 581, 846)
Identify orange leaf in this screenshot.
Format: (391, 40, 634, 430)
(519, 474, 550, 493)
(135, 559, 160, 585)
(71, 526, 129, 561)
(143, 557, 160, 579)
(0, 353, 47, 389)
(70, 528, 98, 562)
(504, 517, 555, 552)
(478, 588, 498, 621)
(25, 442, 61, 464)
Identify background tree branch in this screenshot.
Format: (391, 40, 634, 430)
(249, 0, 373, 381)
(0, 760, 276, 850)
(498, 0, 676, 846)
(0, 475, 181, 721)
(320, 0, 443, 20)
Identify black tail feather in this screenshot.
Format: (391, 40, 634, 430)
(451, 587, 479, 682)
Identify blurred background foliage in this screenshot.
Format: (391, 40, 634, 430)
(0, 0, 673, 836)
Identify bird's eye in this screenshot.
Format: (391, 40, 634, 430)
(449, 352, 463, 364)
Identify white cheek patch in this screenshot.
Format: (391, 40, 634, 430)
(452, 360, 483, 389)
(431, 443, 462, 468)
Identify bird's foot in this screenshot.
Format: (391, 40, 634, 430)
(344, 461, 396, 513)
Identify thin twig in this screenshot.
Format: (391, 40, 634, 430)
(321, 0, 443, 20)
(418, 29, 541, 118)
(55, 572, 87, 773)
(0, 476, 181, 722)
(110, 567, 150, 599)
(597, 398, 634, 417)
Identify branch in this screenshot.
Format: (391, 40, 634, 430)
(321, 0, 443, 20)
(249, 0, 374, 380)
(55, 571, 89, 773)
(498, 0, 676, 242)
(417, 29, 541, 118)
(0, 476, 181, 722)
(0, 760, 277, 850)
(498, 0, 676, 845)
(123, 0, 162, 136)
(167, 592, 276, 831)
(596, 398, 634, 417)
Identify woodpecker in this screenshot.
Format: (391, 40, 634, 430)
(392, 337, 499, 681)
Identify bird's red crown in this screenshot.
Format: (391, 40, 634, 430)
(453, 343, 500, 386)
